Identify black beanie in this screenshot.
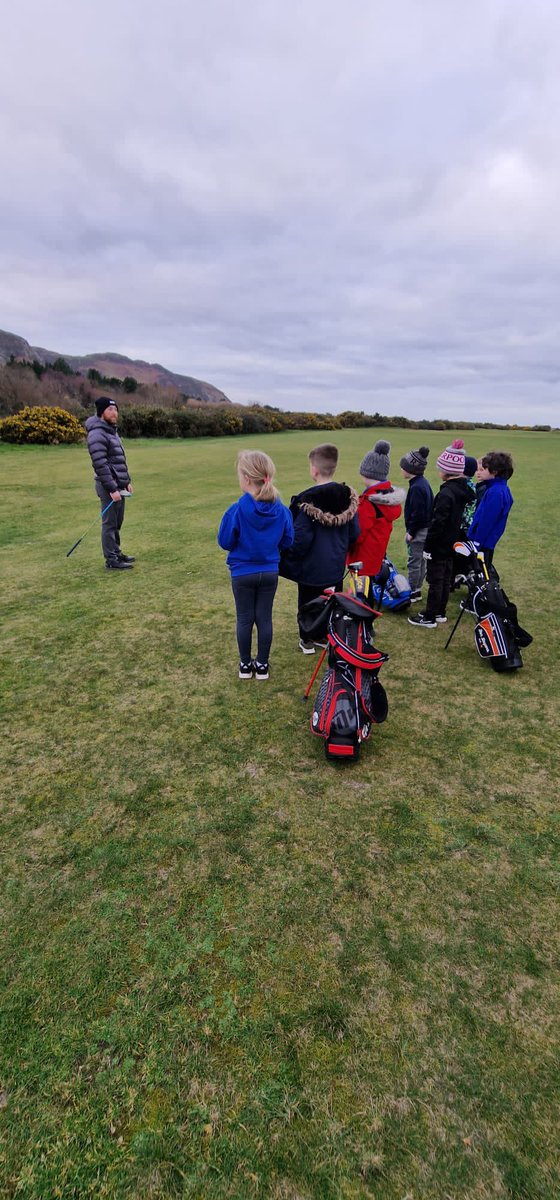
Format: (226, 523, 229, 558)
(400, 445, 429, 476)
(95, 396, 118, 418)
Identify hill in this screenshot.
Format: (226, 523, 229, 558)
(0, 329, 230, 405)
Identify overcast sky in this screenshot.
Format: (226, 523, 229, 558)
(1, 0, 559, 423)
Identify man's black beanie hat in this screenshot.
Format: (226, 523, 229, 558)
(95, 396, 119, 418)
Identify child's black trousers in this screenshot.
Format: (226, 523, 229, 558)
(425, 556, 453, 620)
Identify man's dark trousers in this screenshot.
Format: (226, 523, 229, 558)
(95, 480, 125, 563)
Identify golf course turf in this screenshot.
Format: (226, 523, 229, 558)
(1, 429, 558, 1199)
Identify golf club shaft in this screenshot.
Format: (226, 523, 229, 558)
(66, 500, 114, 557)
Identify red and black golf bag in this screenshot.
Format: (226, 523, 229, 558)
(300, 591, 388, 762)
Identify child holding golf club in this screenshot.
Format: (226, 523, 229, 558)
(218, 450, 294, 680)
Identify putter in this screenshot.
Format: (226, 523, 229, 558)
(66, 500, 114, 557)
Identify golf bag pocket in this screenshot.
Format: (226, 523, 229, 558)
(311, 667, 388, 761)
(475, 613, 523, 671)
(311, 668, 361, 760)
(360, 671, 388, 725)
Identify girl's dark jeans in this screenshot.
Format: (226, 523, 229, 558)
(231, 572, 279, 664)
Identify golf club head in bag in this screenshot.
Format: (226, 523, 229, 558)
(303, 591, 388, 762)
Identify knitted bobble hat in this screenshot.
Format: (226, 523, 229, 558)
(464, 454, 478, 478)
(359, 440, 391, 481)
(400, 445, 429, 476)
(436, 438, 465, 475)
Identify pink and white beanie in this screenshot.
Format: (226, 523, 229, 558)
(436, 438, 466, 475)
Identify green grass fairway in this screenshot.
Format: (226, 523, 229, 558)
(1, 429, 559, 1199)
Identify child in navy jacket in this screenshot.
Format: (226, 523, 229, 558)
(218, 450, 294, 679)
(280, 443, 359, 653)
(399, 445, 433, 601)
(468, 451, 514, 567)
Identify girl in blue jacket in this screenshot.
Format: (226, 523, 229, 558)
(468, 451, 514, 567)
(218, 451, 294, 680)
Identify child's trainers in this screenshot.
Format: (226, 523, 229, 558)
(238, 661, 254, 679)
(435, 614, 448, 623)
(409, 589, 422, 603)
(298, 639, 315, 654)
(254, 661, 269, 680)
(408, 612, 437, 628)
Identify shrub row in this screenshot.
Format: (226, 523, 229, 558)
(0, 400, 553, 443)
(110, 406, 555, 439)
(115, 405, 343, 438)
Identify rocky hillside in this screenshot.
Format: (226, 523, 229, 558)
(0, 329, 230, 405)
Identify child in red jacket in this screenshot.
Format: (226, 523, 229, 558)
(347, 440, 405, 593)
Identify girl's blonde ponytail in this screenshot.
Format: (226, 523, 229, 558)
(237, 450, 278, 502)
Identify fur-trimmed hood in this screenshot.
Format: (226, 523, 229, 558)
(365, 484, 406, 507)
(294, 482, 359, 527)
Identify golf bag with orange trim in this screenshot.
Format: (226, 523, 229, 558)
(300, 591, 388, 762)
(451, 545, 532, 672)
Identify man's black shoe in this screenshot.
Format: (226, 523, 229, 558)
(118, 554, 136, 563)
(106, 558, 134, 570)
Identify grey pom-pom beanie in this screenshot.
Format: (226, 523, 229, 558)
(359, 440, 391, 481)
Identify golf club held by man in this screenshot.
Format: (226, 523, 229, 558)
(85, 397, 135, 569)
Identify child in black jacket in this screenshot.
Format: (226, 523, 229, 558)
(408, 440, 471, 629)
(280, 443, 359, 652)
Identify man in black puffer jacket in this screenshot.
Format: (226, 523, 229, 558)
(85, 397, 134, 569)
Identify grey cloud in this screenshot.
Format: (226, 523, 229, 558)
(1, 0, 559, 422)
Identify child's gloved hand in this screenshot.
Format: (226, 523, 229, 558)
(423, 551, 432, 560)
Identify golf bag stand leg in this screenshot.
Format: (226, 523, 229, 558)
(444, 604, 467, 650)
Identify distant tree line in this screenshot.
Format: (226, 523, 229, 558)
(0, 358, 554, 434)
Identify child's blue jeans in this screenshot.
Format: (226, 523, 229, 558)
(231, 572, 279, 664)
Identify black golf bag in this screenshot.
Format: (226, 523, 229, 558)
(460, 550, 532, 672)
(300, 591, 388, 762)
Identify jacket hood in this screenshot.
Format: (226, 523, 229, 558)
(365, 483, 406, 507)
(85, 415, 117, 433)
(239, 491, 286, 526)
(294, 482, 359, 527)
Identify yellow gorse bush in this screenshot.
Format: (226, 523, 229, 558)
(0, 406, 85, 445)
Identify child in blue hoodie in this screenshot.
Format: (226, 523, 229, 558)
(218, 450, 294, 680)
(468, 450, 514, 568)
